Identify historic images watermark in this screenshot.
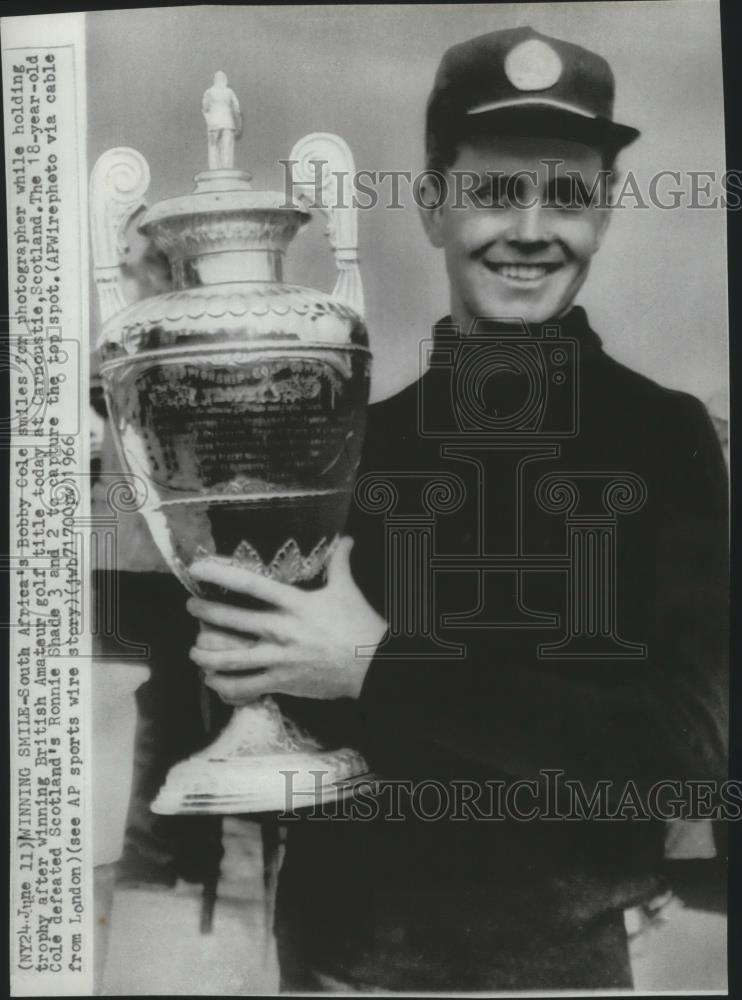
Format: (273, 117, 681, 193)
(280, 159, 741, 211)
(277, 770, 742, 823)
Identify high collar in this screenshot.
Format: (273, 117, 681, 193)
(433, 306, 603, 357)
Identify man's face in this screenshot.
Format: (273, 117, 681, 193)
(420, 135, 611, 326)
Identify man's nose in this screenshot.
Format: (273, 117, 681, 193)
(511, 200, 550, 244)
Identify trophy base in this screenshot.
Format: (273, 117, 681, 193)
(151, 748, 373, 815)
(150, 696, 372, 815)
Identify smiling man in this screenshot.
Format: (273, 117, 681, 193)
(422, 136, 610, 324)
(185, 26, 728, 992)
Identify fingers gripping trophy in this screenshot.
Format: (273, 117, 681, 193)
(91, 75, 372, 816)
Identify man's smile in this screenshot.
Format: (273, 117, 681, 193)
(481, 259, 566, 284)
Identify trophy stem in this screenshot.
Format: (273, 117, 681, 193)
(151, 693, 372, 815)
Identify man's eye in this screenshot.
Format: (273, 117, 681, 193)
(472, 176, 507, 208)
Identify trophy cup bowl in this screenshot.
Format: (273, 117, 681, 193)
(91, 85, 373, 815)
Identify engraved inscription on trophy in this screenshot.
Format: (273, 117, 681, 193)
(124, 356, 361, 490)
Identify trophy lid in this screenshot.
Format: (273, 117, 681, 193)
(139, 169, 311, 232)
(138, 72, 310, 246)
(92, 74, 366, 352)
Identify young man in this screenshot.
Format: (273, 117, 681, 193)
(186, 27, 728, 991)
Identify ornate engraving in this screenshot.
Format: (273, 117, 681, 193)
(193, 535, 338, 585)
(98, 283, 367, 361)
(145, 210, 305, 264)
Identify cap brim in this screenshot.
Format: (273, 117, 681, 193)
(466, 102, 640, 153)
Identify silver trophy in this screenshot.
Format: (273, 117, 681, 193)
(91, 75, 372, 815)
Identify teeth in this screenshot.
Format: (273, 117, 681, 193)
(495, 264, 549, 281)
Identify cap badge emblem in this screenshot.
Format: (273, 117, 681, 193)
(504, 39, 563, 91)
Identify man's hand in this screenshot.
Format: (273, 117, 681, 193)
(186, 538, 387, 706)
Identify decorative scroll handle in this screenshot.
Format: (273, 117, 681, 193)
(288, 133, 364, 317)
(89, 147, 151, 324)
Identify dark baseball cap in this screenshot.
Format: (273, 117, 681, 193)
(426, 26, 640, 165)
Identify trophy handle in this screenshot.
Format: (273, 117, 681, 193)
(288, 133, 365, 318)
(89, 147, 152, 324)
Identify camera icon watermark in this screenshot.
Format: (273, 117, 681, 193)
(418, 317, 578, 438)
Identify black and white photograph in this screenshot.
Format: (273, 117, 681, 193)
(4, 2, 735, 995)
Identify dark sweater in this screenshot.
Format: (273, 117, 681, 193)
(273, 307, 729, 990)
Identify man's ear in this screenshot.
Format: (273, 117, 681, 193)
(417, 175, 447, 248)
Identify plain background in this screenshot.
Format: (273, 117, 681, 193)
(87, 1, 728, 405)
